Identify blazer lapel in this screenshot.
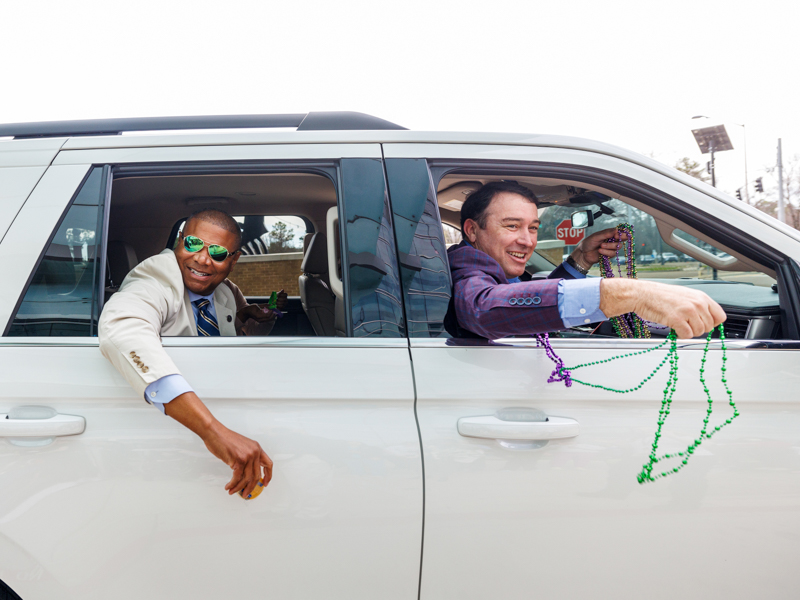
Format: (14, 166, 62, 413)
(183, 293, 199, 336)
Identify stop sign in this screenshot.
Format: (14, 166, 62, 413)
(555, 219, 585, 245)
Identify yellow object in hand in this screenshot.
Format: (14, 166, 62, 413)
(238, 479, 264, 500)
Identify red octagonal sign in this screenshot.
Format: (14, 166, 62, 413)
(555, 219, 585, 245)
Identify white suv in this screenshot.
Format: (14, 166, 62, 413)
(1, 112, 799, 600)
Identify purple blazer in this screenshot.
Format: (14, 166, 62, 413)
(445, 241, 576, 339)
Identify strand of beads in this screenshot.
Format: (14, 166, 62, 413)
(536, 333, 573, 386)
(600, 223, 651, 339)
(635, 324, 738, 483)
(548, 324, 736, 484)
(560, 337, 673, 394)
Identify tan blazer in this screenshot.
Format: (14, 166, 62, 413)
(98, 249, 237, 399)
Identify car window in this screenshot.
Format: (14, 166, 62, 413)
(385, 158, 451, 338)
(442, 223, 463, 246)
(238, 215, 307, 255)
(7, 167, 108, 336)
(340, 158, 405, 337)
(109, 167, 348, 337)
(433, 168, 788, 341)
(102, 161, 405, 339)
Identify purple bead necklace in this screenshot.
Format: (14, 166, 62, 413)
(599, 223, 651, 339)
(533, 224, 736, 483)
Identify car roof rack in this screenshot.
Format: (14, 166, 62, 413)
(0, 111, 407, 139)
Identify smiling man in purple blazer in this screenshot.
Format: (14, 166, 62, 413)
(447, 181, 726, 340)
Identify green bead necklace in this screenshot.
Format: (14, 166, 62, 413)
(557, 324, 738, 483)
(549, 223, 738, 484)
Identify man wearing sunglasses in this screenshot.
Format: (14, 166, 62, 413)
(99, 209, 273, 500)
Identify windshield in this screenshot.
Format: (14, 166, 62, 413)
(536, 199, 776, 289)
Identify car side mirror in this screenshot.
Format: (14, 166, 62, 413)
(571, 210, 593, 229)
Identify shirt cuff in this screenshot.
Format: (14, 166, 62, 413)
(557, 278, 606, 327)
(561, 260, 587, 279)
(144, 374, 194, 415)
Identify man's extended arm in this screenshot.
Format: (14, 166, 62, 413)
(99, 257, 272, 499)
(572, 227, 726, 337)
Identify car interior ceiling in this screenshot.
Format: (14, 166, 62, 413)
(108, 173, 336, 264)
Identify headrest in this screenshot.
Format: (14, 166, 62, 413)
(107, 240, 138, 285)
(301, 232, 328, 275)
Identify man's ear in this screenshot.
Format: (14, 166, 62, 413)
(463, 219, 480, 244)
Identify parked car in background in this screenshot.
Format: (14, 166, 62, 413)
(1, 113, 799, 600)
(661, 251, 680, 262)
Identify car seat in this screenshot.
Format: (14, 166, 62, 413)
(298, 233, 336, 336)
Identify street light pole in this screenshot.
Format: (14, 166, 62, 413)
(692, 116, 748, 199)
(778, 138, 785, 223)
(734, 122, 749, 203)
(709, 141, 716, 188)
(691, 117, 734, 282)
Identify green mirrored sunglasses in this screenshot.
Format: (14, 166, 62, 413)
(180, 233, 237, 262)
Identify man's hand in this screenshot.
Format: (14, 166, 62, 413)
(274, 289, 288, 311)
(202, 422, 274, 498)
(600, 278, 726, 339)
(572, 226, 629, 270)
(165, 392, 273, 498)
(237, 304, 278, 324)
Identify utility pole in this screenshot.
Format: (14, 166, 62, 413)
(777, 138, 785, 223)
(738, 123, 750, 204)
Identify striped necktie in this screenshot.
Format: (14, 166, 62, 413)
(193, 299, 220, 336)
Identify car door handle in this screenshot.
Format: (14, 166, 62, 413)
(457, 415, 579, 440)
(0, 413, 86, 437)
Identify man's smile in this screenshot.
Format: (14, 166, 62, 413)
(507, 251, 527, 260)
(188, 266, 211, 278)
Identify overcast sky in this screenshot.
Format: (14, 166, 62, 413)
(2, 0, 797, 198)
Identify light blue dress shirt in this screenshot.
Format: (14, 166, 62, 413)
(463, 241, 606, 330)
(145, 290, 216, 414)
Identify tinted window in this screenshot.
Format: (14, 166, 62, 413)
(8, 167, 107, 336)
(340, 159, 405, 337)
(385, 159, 451, 338)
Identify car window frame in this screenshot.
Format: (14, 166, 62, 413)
(3, 164, 112, 337)
(427, 159, 800, 340)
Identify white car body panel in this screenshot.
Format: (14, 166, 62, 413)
(0, 138, 65, 168)
(0, 166, 49, 244)
(0, 164, 92, 328)
(411, 338, 800, 599)
(0, 338, 422, 600)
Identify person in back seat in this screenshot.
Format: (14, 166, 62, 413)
(99, 208, 275, 500)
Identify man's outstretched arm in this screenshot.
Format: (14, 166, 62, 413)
(164, 391, 273, 499)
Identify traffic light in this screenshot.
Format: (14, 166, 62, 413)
(736, 188, 743, 201)
(755, 177, 764, 193)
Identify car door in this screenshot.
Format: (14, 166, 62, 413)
(0, 140, 422, 600)
(384, 142, 800, 600)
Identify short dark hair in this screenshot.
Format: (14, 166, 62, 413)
(460, 181, 538, 235)
(185, 208, 242, 251)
